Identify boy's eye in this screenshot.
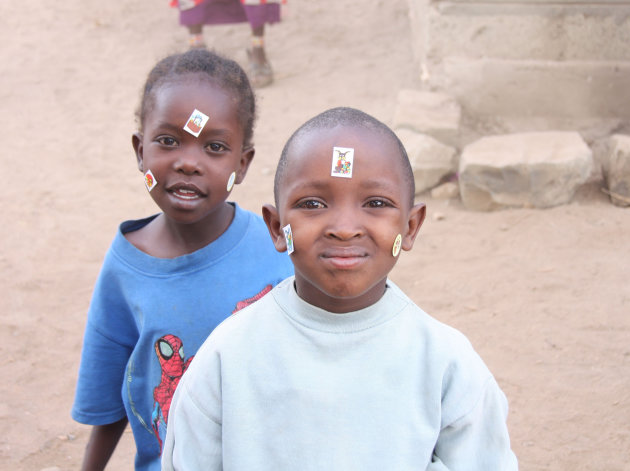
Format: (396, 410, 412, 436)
(296, 199, 326, 209)
(206, 143, 227, 153)
(365, 199, 392, 208)
(157, 136, 178, 147)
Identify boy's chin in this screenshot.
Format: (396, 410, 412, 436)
(294, 277, 388, 313)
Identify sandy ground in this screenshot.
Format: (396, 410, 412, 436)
(1, 0, 629, 470)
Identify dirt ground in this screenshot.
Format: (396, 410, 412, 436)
(1, 0, 629, 470)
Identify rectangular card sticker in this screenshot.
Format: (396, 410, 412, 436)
(331, 147, 354, 178)
(282, 224, 294, 255)
(183, 109, 209, 137)
(144, 169, 157, 192)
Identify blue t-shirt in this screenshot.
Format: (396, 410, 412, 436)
(72, 204, 293, 470)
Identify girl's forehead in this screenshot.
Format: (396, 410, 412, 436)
(149, 80, 237, 121)
(155, 76, 231, 101)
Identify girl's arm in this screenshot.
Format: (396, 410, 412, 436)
(80, 417, 129, 471)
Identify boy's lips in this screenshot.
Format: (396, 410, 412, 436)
(321, 247, 368, 269)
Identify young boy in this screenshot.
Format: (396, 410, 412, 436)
(162, 107, 518, 470)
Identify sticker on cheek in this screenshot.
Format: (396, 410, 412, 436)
(392, 233, 402, 257)
(331, 147, 354, 178)
(282, 224, 294, 255)
(226, 171, 236, 192)
(183, 109, 209, 137)
(144, 169, 157, 192)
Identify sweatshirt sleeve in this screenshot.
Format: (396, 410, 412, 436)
(433, 376, 518, 470)
(162, 348, 223, 471)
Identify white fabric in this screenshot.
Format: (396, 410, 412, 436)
(163, 277, 518, 470)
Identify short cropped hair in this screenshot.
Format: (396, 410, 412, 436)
(136, 49, 256, 147)
(274, 107, 415, 206)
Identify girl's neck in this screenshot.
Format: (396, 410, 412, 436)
(126, 202, 235, 259)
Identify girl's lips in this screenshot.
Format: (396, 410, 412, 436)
(172, 188, 201, 200)
(167, 183, 205, 200)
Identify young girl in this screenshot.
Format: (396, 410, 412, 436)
(71, 49, 293, 471)
(172, 0, 286, 88)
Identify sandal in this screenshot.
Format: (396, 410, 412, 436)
(247, 48, 274, 88)
(188, 33, 206, 50)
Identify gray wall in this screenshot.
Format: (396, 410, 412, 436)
(407, 0, 630, 133)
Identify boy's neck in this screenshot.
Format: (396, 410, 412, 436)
(293, 276, 388, 314)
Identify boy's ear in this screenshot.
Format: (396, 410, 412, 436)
(235, 146, 255, 184)
(402, 203, 426, 251)
(262, 203, 287, 253)
(132, 132, 144, 172)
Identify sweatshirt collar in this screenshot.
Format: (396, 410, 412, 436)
(272, 276, 408, 333)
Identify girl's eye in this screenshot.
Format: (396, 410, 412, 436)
(157, 136, 178, 147)
(297, 199, 326, 209)
(207, 143, 227, 153)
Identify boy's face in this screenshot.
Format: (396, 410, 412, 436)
(263, 125, 425, 313)
(132, 78, 253, 227)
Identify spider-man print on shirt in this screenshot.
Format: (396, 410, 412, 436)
(151, 284, 275, 451)
(151, 334, 192, 451)
(232, 284, 272, 313)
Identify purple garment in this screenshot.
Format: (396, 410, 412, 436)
(179, 1, 281, 29)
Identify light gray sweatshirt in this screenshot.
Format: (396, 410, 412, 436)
(162, 277, 518, 470)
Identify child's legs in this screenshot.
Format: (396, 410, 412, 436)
(180, 0, 249, 47)
(243, 4, 280, 65)
(188, 24, 203, 35)
(179, 3, 209, 47)
(249, 25, 267, 65)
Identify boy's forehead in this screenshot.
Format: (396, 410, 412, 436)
(293, 125, 347, 150)
(278, 125, 407, 194)
(288, 124, 397, 169)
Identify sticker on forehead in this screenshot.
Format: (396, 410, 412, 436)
(331, 147, 354, 178)
(282, 224, 294, 255)
(183, 109, 209, 137)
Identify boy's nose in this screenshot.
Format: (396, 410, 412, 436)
(325, 206, 365, 240)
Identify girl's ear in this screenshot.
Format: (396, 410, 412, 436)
(262, 204, 287, 252)
(235, 147, 255, 185)
(402, 203, 426, 251)
(132, 133, 144, 172)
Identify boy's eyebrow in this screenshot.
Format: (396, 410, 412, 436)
(291, 179, 331, 190)
(359, 178, 399, 192)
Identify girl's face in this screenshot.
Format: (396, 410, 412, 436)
(132, 78, 253, 228)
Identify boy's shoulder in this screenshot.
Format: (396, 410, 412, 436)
(388, 282, 496, 416)
(387, 281, 487, 368)
(388, 282, 470, 339)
